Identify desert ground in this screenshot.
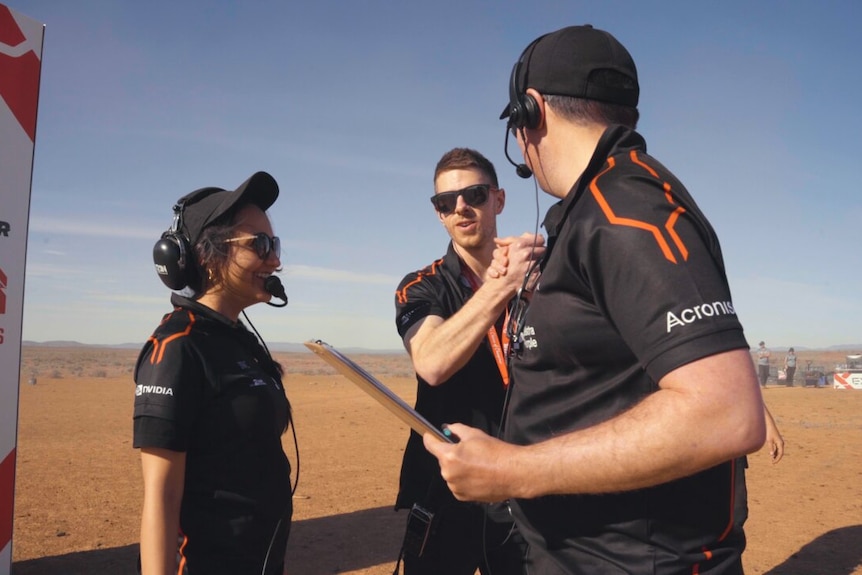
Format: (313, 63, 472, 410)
(9, 346, 862, 574)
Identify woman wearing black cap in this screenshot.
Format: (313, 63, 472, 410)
(133, 172, 294, 575)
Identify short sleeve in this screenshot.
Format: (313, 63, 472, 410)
(133, 336, 203, 451)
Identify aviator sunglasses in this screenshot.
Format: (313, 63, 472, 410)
(225, 232, 281, 260)
(430, 184, 494, 214)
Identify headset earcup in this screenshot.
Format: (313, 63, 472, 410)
(153, 233, 194, 290)
(507, 58, 525, 129)
(521, 93, 540, 129)
(508, 67, 540, 130)
(509, 103, 522, 129)
(508, 34, 547, 131)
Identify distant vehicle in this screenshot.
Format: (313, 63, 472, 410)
(802, 361, 828, 387)
(833, 354, 862, 390)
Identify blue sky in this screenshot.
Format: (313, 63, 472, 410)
(14, 0, 862, 351)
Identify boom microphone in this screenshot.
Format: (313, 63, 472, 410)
(265, 276, 288, 307)
(504, 125, 532, 179)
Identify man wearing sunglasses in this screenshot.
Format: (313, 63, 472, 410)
(424, 26, 767, 575)
(393, 148, 543, 575)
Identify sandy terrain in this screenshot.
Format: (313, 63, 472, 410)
(9, 346, 862, 574)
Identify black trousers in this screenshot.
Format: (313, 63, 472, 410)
(402, 501, 526, 575)
(758, 364, 770, 386)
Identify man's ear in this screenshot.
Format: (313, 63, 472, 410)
(495, 188, 506, 214)
(525, 88, 546, 130)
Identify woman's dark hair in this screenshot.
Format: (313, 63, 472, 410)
(193, 218, 241, 296)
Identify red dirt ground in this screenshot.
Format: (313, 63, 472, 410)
(9, 347, 862, 574)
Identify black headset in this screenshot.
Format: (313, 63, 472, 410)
(506, 34, 547, 131)
(152, 198, 200, 291)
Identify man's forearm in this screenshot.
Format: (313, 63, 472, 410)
(410, 280, 513, 384)
(503, 350, 767, 498)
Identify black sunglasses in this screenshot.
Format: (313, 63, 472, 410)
(430, 184, 493, 214)
(225, 232, 281, 260)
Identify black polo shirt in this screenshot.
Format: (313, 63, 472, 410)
(506, 126, 750, 574)
(394, 243, 508, 510)
(133, 294, 292, 575)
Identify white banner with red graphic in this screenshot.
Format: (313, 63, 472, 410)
(0, 4, 44, 571)
(833, 371, 862, 390)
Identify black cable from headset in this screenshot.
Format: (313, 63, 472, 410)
(241, 310, 301, 575)
(241, 309, 301, 496)
(499, 149, 542, 438)
(481, 147, 543, 575)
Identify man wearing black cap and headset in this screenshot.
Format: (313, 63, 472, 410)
(424, 25, 767, 574)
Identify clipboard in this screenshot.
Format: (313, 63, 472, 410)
(304, 340, 456, 443)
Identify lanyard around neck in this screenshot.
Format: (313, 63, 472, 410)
(461, 263, 510, 387)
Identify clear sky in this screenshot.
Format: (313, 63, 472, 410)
(14, 0, 862, 351)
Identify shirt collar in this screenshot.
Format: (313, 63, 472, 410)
(542, 125, 647, 237)
(169, 292, 241, 329)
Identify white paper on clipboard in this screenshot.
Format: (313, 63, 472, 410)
(304, 340, 456, 443)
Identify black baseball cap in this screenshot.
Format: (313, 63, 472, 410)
(177, 171, 279, 244)
(500, 24, 639, 119)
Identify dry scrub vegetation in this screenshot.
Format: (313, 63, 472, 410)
(19, 345, 415, 382)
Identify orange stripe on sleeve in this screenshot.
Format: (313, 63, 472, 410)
(590, 150, 689, 263)
(590, 158, 678, 263)
(396, 258, 444, 304)
(665, 208, 689, 261)
(149, 311, 196, 365)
